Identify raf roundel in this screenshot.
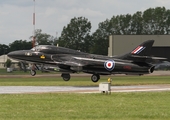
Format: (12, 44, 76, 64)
(104, 60, 115, 71)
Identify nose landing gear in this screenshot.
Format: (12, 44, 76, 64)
(30, 69, 36, 76)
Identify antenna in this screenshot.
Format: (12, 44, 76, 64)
(31, 0, 37, 71)
(32, 0, 36, 48)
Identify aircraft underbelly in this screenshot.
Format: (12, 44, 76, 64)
(82, 61, 152, 75)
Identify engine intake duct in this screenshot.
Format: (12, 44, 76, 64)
(149, 66, 155, 73)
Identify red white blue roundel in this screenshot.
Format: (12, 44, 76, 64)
(104, 60, 115, 71)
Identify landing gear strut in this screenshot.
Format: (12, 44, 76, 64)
(30, 69, 36, 76)
(61, 73, 70, 81)
(91, 74, 100, 82)
(30, 64, 38, 76)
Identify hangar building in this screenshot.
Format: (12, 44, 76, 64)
(108, 35, 170, 61)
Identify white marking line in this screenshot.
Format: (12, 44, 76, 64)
(79, 88, 170, 93)
(113, 88, 170, 93)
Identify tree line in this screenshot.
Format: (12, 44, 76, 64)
(1, 7, 170, 56)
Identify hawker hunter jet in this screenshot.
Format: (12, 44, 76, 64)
(7, 40, 165, 82)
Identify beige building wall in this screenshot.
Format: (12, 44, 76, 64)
(108, 35, 170, 56)
(0, 55, 18, 68)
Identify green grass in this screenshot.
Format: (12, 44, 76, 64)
(0, 92, 170, 120)
(0, 68, 56, 75)
(0, 75, 170, 86)
(0, 75, 170, 119)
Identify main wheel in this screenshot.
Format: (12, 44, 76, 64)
(30, 70, 36, 76)
(91, 74, 100, 82)
(61, 73, 70, 81)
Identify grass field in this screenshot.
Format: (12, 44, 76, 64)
(0, 74, 170, 120)
(0, 75, 170, 86)
(0, 92, 170, 120)
(0, 68, 54, 75)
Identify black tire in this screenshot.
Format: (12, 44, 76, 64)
(30, 70, 36, 76)
(91, 74, 100, 82)
(61, 73, 70, 81)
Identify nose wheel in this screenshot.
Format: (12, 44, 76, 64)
(91, 74, 100, 82)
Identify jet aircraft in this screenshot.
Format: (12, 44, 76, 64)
(7, 40, 165, 82)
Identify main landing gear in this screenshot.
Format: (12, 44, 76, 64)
(91, 74, 100, 82)
(61, 73, 100, 82)
(61, 73, 71, 81)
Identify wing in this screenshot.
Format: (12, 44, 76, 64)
(52, 55, 105, 72)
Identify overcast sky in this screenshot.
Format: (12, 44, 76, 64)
(0, 0, 170, 45)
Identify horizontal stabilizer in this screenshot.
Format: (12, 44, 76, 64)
(129, 55, 167, 63)
(131, 55, 167, 60)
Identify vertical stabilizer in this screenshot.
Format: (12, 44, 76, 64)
(117, 40, 154, 60)
(130, 40, 154, 56)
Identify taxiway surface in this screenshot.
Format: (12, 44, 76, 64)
(0, 85, 170, 94)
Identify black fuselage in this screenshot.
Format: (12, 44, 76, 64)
(8, 45, 153, 75)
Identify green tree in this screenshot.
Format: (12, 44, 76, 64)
(5, 59, 12, 68)
(91, 19, 111, 55)
(142, 7, 168, 34)
(131, 11, 143, 34)
(109, 15, 122, 35)
(164, 9, 170, 34)
(9, 40, 32, 51)
(119, 14, 132, 34)
(58, 17, 92, 52)
(30, 29, 57, 45)
(0, 44, 10, 55)
(91, 7, 170, 55)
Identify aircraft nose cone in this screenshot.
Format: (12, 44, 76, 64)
(7, 51, 24, 59)
(7, 51, 16, 58)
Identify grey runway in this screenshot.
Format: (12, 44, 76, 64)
(0, 85, 170, 94)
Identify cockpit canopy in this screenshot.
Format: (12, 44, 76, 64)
(31, 45, 49, 51)
(31, 45, 87, 55)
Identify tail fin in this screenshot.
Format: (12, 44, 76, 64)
(117, 40, 154, 60)
(130, 40, 154, 56)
